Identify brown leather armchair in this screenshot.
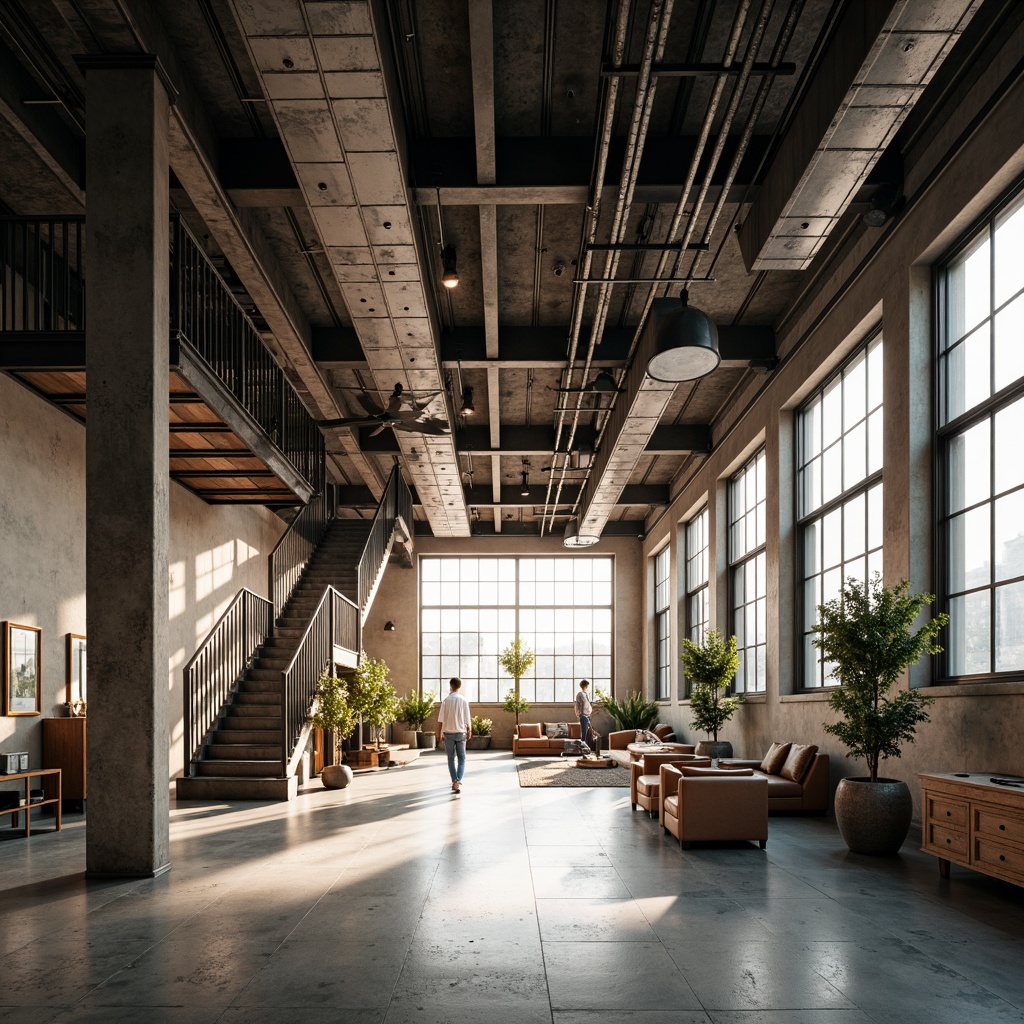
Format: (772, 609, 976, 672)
(630, 753, 711, 814)
(659, 763, 769, 849)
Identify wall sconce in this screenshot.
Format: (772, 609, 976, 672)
(646, 290, 720, 382)
(384, 620, 396, 632)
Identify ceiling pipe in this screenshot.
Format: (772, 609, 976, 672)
(542, 0, 674, 535)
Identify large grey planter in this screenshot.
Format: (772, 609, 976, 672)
(466, 736, 492, 750)
(321, 764, 354, 789)
(834, 777, 913, 855)
(418, 732, 437, 750)
(696, 740, 733, 759)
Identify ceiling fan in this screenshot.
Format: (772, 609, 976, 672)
(317, 384, 451, 436)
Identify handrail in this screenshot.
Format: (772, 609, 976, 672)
(269, 488, 334, 623)
(169, 215, 325, 495)
(281, 585, 359, 774)
(0, 216, 85, 333)
(357, 466, 411, 610)
(182, 587, 272, 776)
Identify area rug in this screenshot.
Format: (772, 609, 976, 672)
(517, 759, 628, 788)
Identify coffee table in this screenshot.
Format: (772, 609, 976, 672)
(626, 741, 693, 760)
(576, 757, 616, 769)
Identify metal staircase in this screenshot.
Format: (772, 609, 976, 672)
(177, 468, 412, 801)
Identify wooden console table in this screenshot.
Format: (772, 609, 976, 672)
(919, 772, 1024, 887)
(1, 768, 62, 836)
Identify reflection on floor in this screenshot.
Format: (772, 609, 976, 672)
(2, 750, 1024, 1023)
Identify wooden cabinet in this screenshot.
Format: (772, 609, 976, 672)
(43, 717, 86, 805)
(919, 772, 1024, 888)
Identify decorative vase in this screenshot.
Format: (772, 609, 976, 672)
(321, 764, 354, 789)
(418, 732, 436, 750)
(466, 735, 492, 750)
(696, 740, 733, 759)
(834, 777, 913, 855)
(400, 729, 418, 748)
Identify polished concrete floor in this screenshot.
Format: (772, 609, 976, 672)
(3, 750, 1024, 1024)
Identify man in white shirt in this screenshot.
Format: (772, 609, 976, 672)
(436, 677, 472, 794)
(575, 679, 593, 752)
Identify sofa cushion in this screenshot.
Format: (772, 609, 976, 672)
(567, 723, 582, 739)
(663, 793, 679, 816)
(653, 724, 675, 741)
(636, 774, 660, 796)
(779, 743, 818, 782)
(763, 775, 804, 798)
(680, 765, 754, 777)
(760, 741, 792, 775)
(515, 737, 550, 750)
(543, 722, 568, 738)
(519, 723, 543, 739)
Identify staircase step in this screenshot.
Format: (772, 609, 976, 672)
(226, 702, 282, 717)
(234, 691, 281, 705)
(239, 678, 281, 693)
(213, 729, 281, 744)
(248, 668, 286, 681)
(220, 715, 281, 730)
(197, 759, 284, 778)
(176, 775, 297, 801)
(205, 742, 281, 759)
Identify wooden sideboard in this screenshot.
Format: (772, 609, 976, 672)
(919, 772, 1024, 887)
(43, 716, 86, 807)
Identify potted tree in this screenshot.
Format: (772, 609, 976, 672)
(309, 673, 357, 789)
(595, 688, 658, 731)
(397, 689, 436, 749)
(467, 716, 492, 749)
(500, 637, 535, 734)
(681, 629, 742, 759)
(348, 653, 401, 764)
(813, 576, 948, 855)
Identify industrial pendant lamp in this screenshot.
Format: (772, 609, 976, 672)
(563, 518, 600, 548)
(440, 244, 459, 288)
(460, 385, 475, 416)
(587, 369, 618, 393)
(646, 290, 720, 382)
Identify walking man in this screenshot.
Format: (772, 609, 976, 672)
(575, 679, 593, 752)
(437, 677, 472, 794)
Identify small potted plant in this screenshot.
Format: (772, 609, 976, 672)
(309, 673, 357, 789)
(467, 716, 492, 749)
(500, 637, 535, 734)
(397, 689, 437, 749)
(814, 575, 947, 855)
(348, 653, 401, 758)
(681, 629, 742, 758)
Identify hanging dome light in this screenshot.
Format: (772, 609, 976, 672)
(587, 369, 618, 393)
(646, 290, 720, 382)
(440, 244, 459, 288)
(563, 518, 600, 548)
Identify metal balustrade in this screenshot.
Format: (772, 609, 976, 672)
(357, 466, 411, 610)
(269, 488, 335, 623)
(182, 588, 272, 776)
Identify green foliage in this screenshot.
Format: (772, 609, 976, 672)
(499, 637, 536, 696)
(397, 689, 436, 729)
(596, 688, 658, 730)
(502, 688, 530, 728)
(471, 716, 493, 736)
(813, 576, 948, 783)
(308, 673, 357, 764)
(681, 629, 743, 741)
(348, 652, 401, 748)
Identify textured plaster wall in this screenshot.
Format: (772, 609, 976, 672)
(362, 533, 642, 749)
(0, 374, 284, 782)
(639, 26, 1024, 818)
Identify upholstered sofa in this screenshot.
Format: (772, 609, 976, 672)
(512, 721, 583, 756)
(719, 742, 830, 814)
(630, 752, 710, 814)
(660, 763, 769, 848)
(606, 724, 681, 767)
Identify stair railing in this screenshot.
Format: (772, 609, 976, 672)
(182, 587, 272, 777)
(281, 585, 359, 776)
(269, 488, 335, 624)
(357, 466, 410, 611)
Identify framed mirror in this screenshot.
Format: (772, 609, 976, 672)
(66, 633, 87, 712)
(4, 622, 42, 716)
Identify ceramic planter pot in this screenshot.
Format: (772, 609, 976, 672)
(695, 740, 733, 759)
(417, 732, 437, 750)
(466, 735, 491, 750)
(321, 764, 354, 789)
(400, 729, 418, 748)
(834, 777, 913, 855)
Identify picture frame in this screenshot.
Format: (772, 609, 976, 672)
(66, 633, 87, 708)
(4, 622, 42, 717)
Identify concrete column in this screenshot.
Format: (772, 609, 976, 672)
(79, 55, 173, 877)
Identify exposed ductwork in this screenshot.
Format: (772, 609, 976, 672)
(738, 0, 982, 271)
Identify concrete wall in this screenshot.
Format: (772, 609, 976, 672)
(638, 21, 1024, 815)
(363, 533, 642, 748)
(0, 374, 284, 782)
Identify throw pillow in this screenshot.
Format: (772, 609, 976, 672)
(779, 743, 818, 782)
(680, 765, 754, 777)
(760, 741, 792, 775)
(519, 723, 542, 739)
(653, 724, 675, 741)
(544, 722, 568, 738)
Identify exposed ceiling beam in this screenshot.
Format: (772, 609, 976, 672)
(414, 519, 645, 538)
(334, 483, 668, 508)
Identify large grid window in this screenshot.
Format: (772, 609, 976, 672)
(685, 507, 710, 646)
(653, 546, 671, 700)
(938, 188, 1024, 678)
(420, 556, 614, 702)
(729, 451, 766, 693)
(797, 335, 884, 688)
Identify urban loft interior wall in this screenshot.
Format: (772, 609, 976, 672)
(0, 373, 284, 782)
